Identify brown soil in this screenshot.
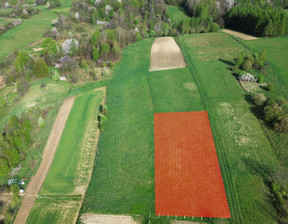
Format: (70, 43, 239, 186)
(32, 48, 43, 52)
(149, 37, 186, 72)
(0, 76, 5, 89)
(222, 29, 258, 40)
(80, 214, 139, 224)
(13, 97, 75, 224)
(171, 221, 204, 224)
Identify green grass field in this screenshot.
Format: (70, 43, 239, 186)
(167, 5, 190, 26)
(82, 33, 284, 224)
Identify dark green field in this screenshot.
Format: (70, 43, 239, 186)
(82, 33, 283, 223)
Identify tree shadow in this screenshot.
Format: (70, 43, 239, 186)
(218, 58, 235, 67)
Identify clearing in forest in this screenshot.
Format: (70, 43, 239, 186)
(149, 37, 186, 71)
(222, 29, 258, 40)
(154, 111, 230, 218)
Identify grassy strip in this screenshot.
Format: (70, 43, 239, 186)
(40, 90, 104, 194)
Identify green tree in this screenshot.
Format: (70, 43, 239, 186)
(16, 78, 30, 96)
(33, 58, 49, 77)
(92, 46, 100, 62)
(41, 38, 58, 55)
(91, 30, 101, 45)
(14, 51, 34, 73)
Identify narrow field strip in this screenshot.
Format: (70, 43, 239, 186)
(14, 96, 75, 224)
(149, 37, 186, 72)
(222, 29, 258, 40)
(154, 111, 230, 218)
(80, 213, 139, 224)
(26, 89, 105, 224)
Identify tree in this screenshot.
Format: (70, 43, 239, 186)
(92, 46, 100, 62)
(16, 77, 30, 96)
(264, 103, 283, 122)
(14, 51, 34, 73)
(91, 30, 101, 45)
(33, 58, 49, 78)
(275, 117, 288, 133)
(41, 38, 58, 55)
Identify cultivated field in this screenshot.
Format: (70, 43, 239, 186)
(14, 96, 75, 224)
(149, 37, 186, 71)
(26, 89, 105, 223)
(222, 29, 258, 40)
(80, 214, 139, 224)
(82, 32, 283, 224)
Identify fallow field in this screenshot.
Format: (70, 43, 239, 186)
(82, 32, 282, 223)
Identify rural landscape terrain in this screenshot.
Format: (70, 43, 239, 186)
(0, 0, 288, 224)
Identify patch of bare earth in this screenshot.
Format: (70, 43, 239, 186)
(80, 214, 139, 224)
(149, 37, 186, 72)
(13, 97, 75, 224)
(171, 221, 204, 224)
(222, 29, 258, 40)
(0, 76, 5, 89)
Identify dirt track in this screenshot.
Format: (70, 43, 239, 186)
(14, 97, 75, 224)
(222, 29, 258, 40)
(80, 214, 139, 224)
(149, 37, 186, 72)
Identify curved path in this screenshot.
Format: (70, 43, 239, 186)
(14, 96, 75, 224)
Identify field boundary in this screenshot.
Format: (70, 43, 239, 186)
(14, 96, 75, 224)
(222, 29, 258, 40)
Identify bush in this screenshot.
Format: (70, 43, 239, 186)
(33, 58, 49, 77)
(267, 84, 275, 91)
(80, 59, 88, 68)
(242, 60, 252, 71)
(258, 75, 264, 84)
(275, 117, 288, 133)
(254, 93, 267, 106)
(264, 103, 284, 122)
(51, 70, 60, 81)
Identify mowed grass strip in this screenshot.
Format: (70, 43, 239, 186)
(82, 38, 204, 215)
(40, 90, 104, 194)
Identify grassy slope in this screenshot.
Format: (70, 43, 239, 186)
(0, 11, 56, 59)
(82, 39, 203, 215)
(179, 32, 279, 224)
(167, 5, 190, 27)
(241, 37, 288, 165)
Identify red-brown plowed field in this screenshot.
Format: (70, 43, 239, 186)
(154, 111, 231, 218)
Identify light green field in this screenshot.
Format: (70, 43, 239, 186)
(82, 33, 283, 224)
(27, 196, 81, 224)
(167, 5, 190, 26)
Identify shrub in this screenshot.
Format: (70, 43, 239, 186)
(254, 93, 267, 106)
(242, 60, 252, 71)
(80, 59, 88, 68)
(264, 103, 284, 122)
(267, 84, 275, 91)
(92, 46, 99, 62)
(258, 75, 264, 84)
(33, 58, 49, 77)
(51, 70, 60, 81)
(275, 117, 288, 133)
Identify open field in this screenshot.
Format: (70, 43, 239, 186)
(14, 96, 75, 224)
(82, 38, 203, 218)
(82, 33, 283, 224)
(222, 29, 258, 40)
(149, 37, 186, 71)
(26, 88, 105, 224)
(154, 111, 230, 218)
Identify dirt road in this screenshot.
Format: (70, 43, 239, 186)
(222, 29, 258, 40)
(14, 97, 75, 224)
(149, 37, 186, 72)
